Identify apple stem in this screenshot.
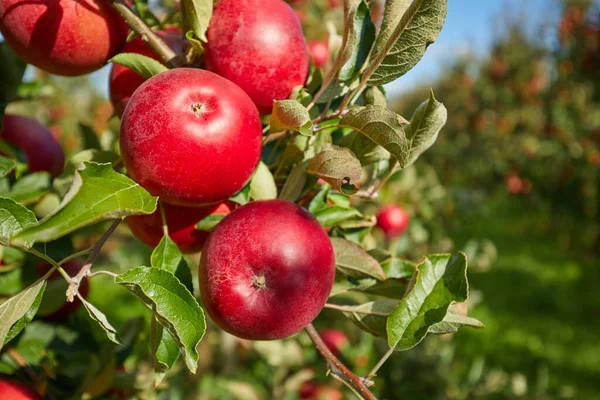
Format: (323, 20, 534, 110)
(305, 323, 377, 400)
(252, 275, 266, 290)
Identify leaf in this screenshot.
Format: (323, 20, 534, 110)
(2, 172, 51, 205)
(182, 0, 213, 42)
(270, 100, 313, 136)
(368, 248, 416, 279)
(0, 280, 46, 350)
(79, 123, 102, 151)
(405, 89, 447, 166)
(151, 236, 182, 273)
(279, 161, 309, 202)
(339, 131, 390, 166)
(307, 185, 330, 214)
(370, 0, 411, 62)
(342, 300, 395, 337)
(0, 156, 15, 177)
(339, 0, 376, 81)
(306, 144, 361, 195)
(330, 238, 386, 280)
(195, 214, 225, 232)
(387, 252, 468, 351)
(428, 312, 484, 334)
(363, 86, 387, 107)
(151, 321, 179, 387)
(80, 297, 123, 345)
(109, 53, 168, 79)
(313, 206, 362, 229)
(250, 162, 277, 200)
(11, 162, 157, 248)
(230, 184, 251, 205)
(0, 43, 26, 127)
(340, 106, 410, 167)
(133, 0, 161, 27)
(366, 0, 448, 85)
(354, 277, 408, 298)
(0, 197, 37, 246)
(115, 267, 206, 373)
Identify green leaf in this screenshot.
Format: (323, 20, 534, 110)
(313, 206, 362, 229)
(80, 297, 123, 345)
(370, 0, 411, 64)
(0, 280, 46, 350)
(53, 150, 120, 197)
(250, 162, 277, 200)
(354, 277, 408, 298)
(271, 100, 313, 136)
(0, 156, 16, 177)
(115, 267, 206, 373)
(368, 248, 416, 279)
(342, 300, 395, 337)
(366, 0, 448, 86)
(0, 43, 26, 127)
(230, 184, 251, 205)
(306, 144, 361, 195)
(428, 311, 484, 334)
(387, 252, 468, 351)
(195, 214, 225, 232)
(133, 0, 161, 27)
(109, 53, 168, 79)
(151, 320, 179, 386)
(339, 131, 390, 166)
(278, 160, 309, 202)
(307, 185, 330, 214)
(79, 123, 102, 151)
(12, 162, 157, 248)
(340, 105, 410, 167)
(1, 172, 51, 205)
(363, 86, 387, 107)
(339, 0, 376, 81)
(405, 89, 447, 166)
(182, 0, 213, 43)
(330, 238, 386, 280)
(151, 236, 183, 273)
(0, 197, 37, 246)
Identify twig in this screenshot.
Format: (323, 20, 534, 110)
(367, 347, 395, 379)
(158, 201, 169, 237)
(264, 130, 289, 145)
(7, 348, 38, 382)
(87, 270, 119, 279)
(368, 159, 399, 198)
(109, 0, 184, 68)
(66, 219, 122, 302)
(324, 303, 389, 317)
(305, 324, 377, 400)
(58, 248, 92, 266)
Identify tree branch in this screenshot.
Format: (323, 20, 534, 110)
(305, 323, 377, 400)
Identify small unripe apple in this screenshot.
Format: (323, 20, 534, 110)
(320, 329, 349, 356)
(126, 202, 232, 254)
(0, 0, 129, 76)
(109, 30, 188, 117)
(308, 40, 330, 68)
(199, 200, 335, 340)
(0, 115, 65, 177)
(205, 0, 309, 114)
(376, 205, 410, 239)
(120, 68, 263, 206)
(0, 379, 39, 400)
(35, 260, 89, 321)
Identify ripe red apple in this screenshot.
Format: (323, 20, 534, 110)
(308, 40, 330, 68)
(126, 201, 232, 254)
(120, 68, 262, 206)
(0, 0, 129, 76)
(205, 0, 309, 114)
(320, 329, 349, 356)
(0, 380, 39, 400)
(376, 205, 410, 239)
(35, 260, 89, 321)
(109, 29, 188, 117)
(199, 200, 335, 340)
(0, 115, 65, 177)
(327, 0, 342, 8)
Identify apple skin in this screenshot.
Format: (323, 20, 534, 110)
(109, 29, 188, 117)
(0, 0, 129, 76)
(0, 380, 39, 400)
(320, 329, 349, 356)
(308, 40, 330, 69)
(126, 201, 232, 254)
(199, 200, 335, 340)
(35, 260, 89, 321)
(120, 68, 263, 206)
(0, 115, 65, 177)
(376, 205, 410, 239)
(205, 0, 309, 114)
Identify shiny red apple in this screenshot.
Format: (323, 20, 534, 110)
(308, 40, 330, 68)
(376, 205, 410, 239)
(0, 380, 39, 400)
(320, 329, 349, 356)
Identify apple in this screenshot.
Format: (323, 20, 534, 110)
(120, 68, 263, 206)
(308, 40, 330, 69)
(376, 205, 410, 239)
(126, 201, 232, 254)
(0, 380, 39, 400)
(0, 0, 129, 76)
(319, 329, 349, 356)
(205, 0, 309, 114)
(299, 382, 342, 400)
(327, 0, 342, 8)
(0, 115, 65, 177)
(199, 200, 335, 340)
(35, 260, 89, 321)
(109, 29, 188, 117)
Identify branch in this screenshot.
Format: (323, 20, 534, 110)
(305, 324, 377, 400)
(109, 0, 184, 68)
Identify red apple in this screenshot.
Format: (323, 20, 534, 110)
(120, 68, 263, 206)
(199, 200, 335, 340)
(109, 29, 188, 117)
(0, 0, 129, 76)
(205, 0, 309, 114)
(320, 329, 349, 356)
(327, 0, 342, 8)
(126, 201, 232, 254)
(35, 260, 89, 321)
(376, 205, 410, 239)
(0, 380, 39, 400)
(308, 40, 330, 68)
(0, 115, 65, 177)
